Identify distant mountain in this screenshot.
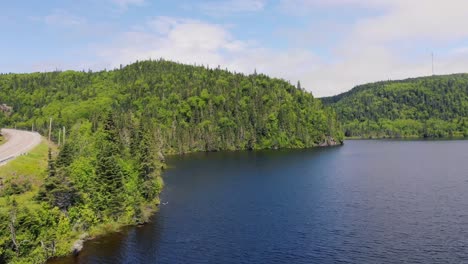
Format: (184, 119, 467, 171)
(322, 74, 468, 138)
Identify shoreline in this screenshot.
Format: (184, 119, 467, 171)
(43, 136, 466, 262)
(45, 139, 344, 262)
(6, 134, 467, 262)
(47, 199, 161, 263)
(345, 136, 467, 140)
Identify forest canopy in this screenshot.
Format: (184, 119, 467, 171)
(0, 59, 342, 151)
(322, 74, 468, 138)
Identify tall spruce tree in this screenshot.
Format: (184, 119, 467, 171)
(47, 148, 56, 178)
(95, 113, 124, 216)
(38, 148, 78, 211)
(138, 130, 159, 200)
(55, 143, 74, 168)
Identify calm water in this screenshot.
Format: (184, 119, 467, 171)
(52, 140, 468, 264)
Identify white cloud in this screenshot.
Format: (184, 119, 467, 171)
(95, 16, 320, 92)
(35, 1, 468, 97)
(275, 0, 468, 96)
(197, 0, 266, 16)
(147, 16, 199, 35)
(110, 0, 145, 9)
(278, 0, 390, 15)
(349, 0, 468, 44)
(96, 18, 240, 67)
(34, 9, 86, 27)
(102, 1, 468, 97)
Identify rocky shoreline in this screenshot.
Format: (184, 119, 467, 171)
(319, 136, 343, 147)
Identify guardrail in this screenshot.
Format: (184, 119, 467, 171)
(0, 156, 15, 165)
(0, 128, 41, 166)
(0, 153, 30, 166)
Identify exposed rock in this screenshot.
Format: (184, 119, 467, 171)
(0, 104, 13, 115)
(72, 240, 83, 255)
(71, 233, 88, 255)
(158, 151, 165, 162)
(319, 136, 342, 147)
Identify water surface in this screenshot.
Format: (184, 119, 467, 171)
(52, 140, 468, 263)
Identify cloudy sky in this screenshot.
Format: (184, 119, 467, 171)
(3, 0, 468, 96)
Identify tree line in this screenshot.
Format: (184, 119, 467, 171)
(322, 74, 468, 138)
(0, 59, 342, 263)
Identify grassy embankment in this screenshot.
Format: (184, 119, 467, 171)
(0, 139, 50, 207)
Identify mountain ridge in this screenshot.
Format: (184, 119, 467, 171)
(321, 73, 468, 138)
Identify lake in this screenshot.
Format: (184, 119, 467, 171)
(51, 140, 468, 263)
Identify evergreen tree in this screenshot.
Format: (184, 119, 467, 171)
(95, 114, 124, 216)
(130, 119, 144, 157)
(137, 130, 160, 200)
(38, 149, 78, 211)
(47, 148, 56, 178)
(55, 143, 74, 168)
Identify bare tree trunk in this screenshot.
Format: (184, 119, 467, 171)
(9, 217, 19, 256)
(41, 240, 48, 259)
(48, 117, 53, 142)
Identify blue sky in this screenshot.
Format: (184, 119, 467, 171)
(2, 0, 468, 96)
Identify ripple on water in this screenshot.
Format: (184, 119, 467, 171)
(49, 140, 468, 264)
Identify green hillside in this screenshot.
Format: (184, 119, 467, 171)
(322, 74, 468, 138)
(0, 60, 342, 263)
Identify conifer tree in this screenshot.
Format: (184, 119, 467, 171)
(38, 148, 78, 211)
(95, 113, 124, 216)
(47, 148, 56, 178)
(138, 130, 159, 200)
(56, 143, 74, 168)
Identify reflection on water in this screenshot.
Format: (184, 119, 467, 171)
(50, 140, 468, 264)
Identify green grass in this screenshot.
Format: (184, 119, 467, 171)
(0, 139, 49, 185)
(0, 138, 50, 207)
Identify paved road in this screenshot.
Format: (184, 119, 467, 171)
(0, 128, 42, 165)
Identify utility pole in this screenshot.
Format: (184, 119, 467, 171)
(62, 126, 66, 146)
(58, 130, 61, 146)
(48, 118, 52, 142)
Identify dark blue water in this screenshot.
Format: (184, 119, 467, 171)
(53, 140, 468, 263)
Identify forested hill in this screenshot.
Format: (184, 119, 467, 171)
(0, 59, 342, 151)
(322, 74, 468, 138)
(0, 60, 342, 263)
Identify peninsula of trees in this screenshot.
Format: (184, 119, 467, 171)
(322, 74, 468, 138)
(0, 60, 343, 263)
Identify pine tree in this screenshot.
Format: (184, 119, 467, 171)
(130, 120, 144, 157)
(297, 81, 302, 90)
(138, 131, 159, 200)
(47, 148, 56, 178)
(38, 149, 78, 211)
(95, 113, 124, 216)
(56, 143, 73, 168)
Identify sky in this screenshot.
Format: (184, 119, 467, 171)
(3, 0, 468, 96)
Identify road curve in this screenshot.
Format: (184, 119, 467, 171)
(0, 129, 43, 166)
